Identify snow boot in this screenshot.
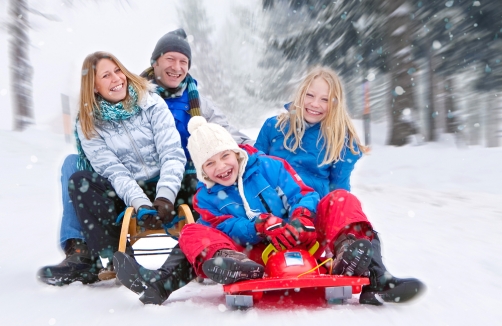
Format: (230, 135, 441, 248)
(331, 234, 373, 276)
(36, 239, 99, 286)
(114, 246, 195, 305)
(202, 249, 264, 285)
(359, 233, 426, 305)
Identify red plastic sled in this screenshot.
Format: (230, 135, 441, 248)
(222, 243, 370, 309)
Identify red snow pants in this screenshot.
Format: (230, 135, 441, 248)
(178, 223, 266, 277)
(315, 189, 373, 256)
(179, 189, 373, 276)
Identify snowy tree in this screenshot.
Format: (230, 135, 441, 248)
(177, 0, 229, 112)
(8, 0, 33, 131)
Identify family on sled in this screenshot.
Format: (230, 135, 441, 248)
(36, 28, 424, 307)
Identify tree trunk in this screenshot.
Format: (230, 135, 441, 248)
(426, 50, 437, 141)
(384, 0, 417, 146)
(444, 75, 457, 134)
(9, 0, 34, 131)
(485, 92, 501, 147)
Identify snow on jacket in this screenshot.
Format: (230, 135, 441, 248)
(194, 145, 320, 247)
(164, 81, 253, 161)
(76, 91, 186, 210)
(254, 116, 361, 198)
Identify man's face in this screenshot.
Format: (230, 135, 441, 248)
(152, 52, 189, 89)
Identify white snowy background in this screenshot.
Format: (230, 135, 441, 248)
(0, 0, 501, 325)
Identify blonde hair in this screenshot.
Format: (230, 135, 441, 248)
(276, 67, 368, 166)
(78, 51, 150, 139)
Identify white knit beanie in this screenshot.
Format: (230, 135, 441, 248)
(187, 116, 257, 219)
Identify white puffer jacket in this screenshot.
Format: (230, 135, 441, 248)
(76, 91, 186, 210)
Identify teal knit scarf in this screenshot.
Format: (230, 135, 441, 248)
(75, 85, 142, 171)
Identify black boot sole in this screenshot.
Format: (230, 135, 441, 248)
(113, 252, 147, 294)
(113, 252, 169, 305)
(202, 257, 264, 285)
(332, 239, 373, 276)
(360, 279, 426, 305)
(37, 266, 99, 286)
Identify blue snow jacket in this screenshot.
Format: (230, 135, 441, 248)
(194, 146, 320, 247)
(161, 79, 252, 161)
(255, 116, 362, 198)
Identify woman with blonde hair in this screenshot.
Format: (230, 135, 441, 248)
(255, 67, 424, 306)
(38, 51, 185, 285)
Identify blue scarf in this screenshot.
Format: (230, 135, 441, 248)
(75, 85, 142, 171)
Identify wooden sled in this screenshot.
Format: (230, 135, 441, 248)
(98, 204, 194, 281)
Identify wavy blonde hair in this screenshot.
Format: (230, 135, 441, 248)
(78, 51, 150, 139)
(276, 67, 368, 166)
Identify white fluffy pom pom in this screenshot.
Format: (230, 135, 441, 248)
(187, 116, 208, 134)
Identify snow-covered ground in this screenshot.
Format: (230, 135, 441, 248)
(1, 121, 501, 326)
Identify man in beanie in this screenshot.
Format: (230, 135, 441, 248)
(37, 28, 252, 300)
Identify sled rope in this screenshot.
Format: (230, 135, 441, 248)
(297, 257, 333, 278)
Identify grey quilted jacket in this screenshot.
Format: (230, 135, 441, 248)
(76, 91, 186, 210)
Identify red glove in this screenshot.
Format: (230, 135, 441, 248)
(255, 214, 299, 250)
(289, 207, 317, 249)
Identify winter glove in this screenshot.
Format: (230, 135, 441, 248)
(137, 205, 163, 230)
(289, 207, 317, 249)
(255, 213, 299, 250)
(153, 197, 176, 225)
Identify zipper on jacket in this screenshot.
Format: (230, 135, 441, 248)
(120, 120, 151, 180)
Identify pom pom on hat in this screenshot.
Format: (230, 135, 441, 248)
(187, 116, 208, 135)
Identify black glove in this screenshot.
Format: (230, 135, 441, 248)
(137, 205, 162, 230)
(153, 197, 176, 225)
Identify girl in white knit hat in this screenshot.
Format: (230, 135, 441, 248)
(178, 116, 321, 284)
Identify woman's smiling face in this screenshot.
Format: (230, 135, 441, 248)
(303, 77, 329, 124)
(94, 58, 127, 103)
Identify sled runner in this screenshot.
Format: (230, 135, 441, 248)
(223, 243, 370, 309)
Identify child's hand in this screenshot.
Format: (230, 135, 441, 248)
(289, 207, 317, 249)
(255, 213, 299, 250)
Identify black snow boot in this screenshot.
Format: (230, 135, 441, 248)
(359, 233, 426, 305)
(331, 234, 373, 276)
(37, 239, 99, 286)
(114, 245, 195, 305)
(202, 249, 264, 285)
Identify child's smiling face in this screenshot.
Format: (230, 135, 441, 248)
(202, 150, 240, 187)
(303, 77, 329, 124)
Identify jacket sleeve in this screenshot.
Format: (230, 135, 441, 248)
(260, 156, 319, 219)
(328, 139, 362, 192)
(76, 122, 151, 210)
(200, 95, 254, 145)
(194, 191, 262, 247)
(254, 117, 274, 154)
(148, 94, 186, 203)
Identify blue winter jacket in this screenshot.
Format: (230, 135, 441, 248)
(255, 116, 362, 198)
(194, 146, 320, 247)
(162, 80, 253, 161)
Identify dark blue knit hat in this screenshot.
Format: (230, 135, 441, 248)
(150, 28, 191, 68)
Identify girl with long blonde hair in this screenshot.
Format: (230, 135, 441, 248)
(256, 66, 367, 197)
(255, 67, 424, 306)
